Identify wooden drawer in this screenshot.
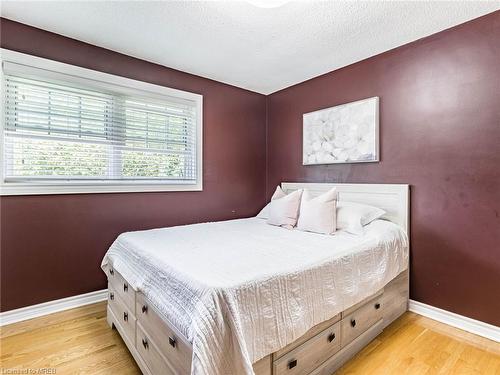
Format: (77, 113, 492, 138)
(309, 319, 383, 375)
(341, 294, 383, 347)
(137, 323, 176, 375)
(382, 270, 409, 328)
(274, 313, 341, 359)
(136, 292, 192, 374)
(108, 286, 136, 346)
(253, 355, 272, 375)
(343, 289, 383, 318)
(273, 321, 341, 375)
(107, 266, 136, 314)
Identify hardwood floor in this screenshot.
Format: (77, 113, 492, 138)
(1, 302, 499, 374)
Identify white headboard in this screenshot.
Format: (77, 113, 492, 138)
(282, 182, 410, 234)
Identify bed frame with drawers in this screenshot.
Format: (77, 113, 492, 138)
(105, 182, 410, 375)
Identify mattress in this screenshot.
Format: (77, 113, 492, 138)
(101, 217, 408, 375)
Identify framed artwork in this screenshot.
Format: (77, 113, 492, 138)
(303, 97, 379, 165)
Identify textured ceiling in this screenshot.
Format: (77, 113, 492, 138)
(1, 1, 499, 94)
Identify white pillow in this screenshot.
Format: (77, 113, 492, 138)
(256, 186, 286, 219)
(267, 189, 303, 229)
(297, 188, 337, 235)
(336, 201, 386, 235)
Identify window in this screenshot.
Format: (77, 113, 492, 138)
(0, 50, 202, 195)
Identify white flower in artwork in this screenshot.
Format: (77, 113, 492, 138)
(312, 140, 322, 152)
(303, 97, 378, 164)
(336, 150, 349, 162)
(349, 149, 362, 160)
(344, 138, 355, 149)
(322, 141, 333, 152)
(322, 153, 336, 163)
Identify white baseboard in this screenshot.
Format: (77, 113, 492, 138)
(409, 299, 500, 343)
(0, 289, 108, 326)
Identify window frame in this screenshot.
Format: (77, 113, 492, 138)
(0, 49, 203, 196)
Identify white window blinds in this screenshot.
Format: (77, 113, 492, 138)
(3, 70, 199, 185)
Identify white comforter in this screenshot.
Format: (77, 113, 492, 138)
(101, 217, 408, 375)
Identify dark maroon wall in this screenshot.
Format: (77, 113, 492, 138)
(266, 12, 500, 326)
(0, 19, 267, 311)
(2, 13, 500, 326)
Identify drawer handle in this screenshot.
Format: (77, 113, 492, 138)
(375, 303, 381, 310)
(110, 292, 114, 301)
(288, 359, 297, 370)
(142, 305, 148, 314)
(351, 319, 356, 327)
(169, 336, 177, 348)
(123, 312, 128, 322)
(110, 268, 114, 276)
(123, 283, 128, 292)
(142, 338, 149, 349)
(328, 332, 336, 342)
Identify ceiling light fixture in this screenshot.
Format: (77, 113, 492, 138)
(246, 0, 291, 8)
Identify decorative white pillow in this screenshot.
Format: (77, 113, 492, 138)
(336, 201, 386, 235)
(297, 188, 337, 235)
(267, 189, 303, 229)
(256, 186, 286, 219)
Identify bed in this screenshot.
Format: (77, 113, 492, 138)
(101, 182, 410, 375)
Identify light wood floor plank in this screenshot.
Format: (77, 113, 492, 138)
(1, 302, 107, 339)
(1, 303, 498, 374)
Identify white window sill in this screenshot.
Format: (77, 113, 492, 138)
(0, 181, 203, 196)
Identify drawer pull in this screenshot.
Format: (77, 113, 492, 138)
(328, 332, 336, 342)
(351, 319, 356, 327)
(288, 359, 297, 370)
(142, 305, 148, 314)
(169, 336, 177, 348)
(123, 312, 128, 322)
(109, 268, 114, 276)
(123, 283, 128, 292)
(142, 338, 149, 349)
(375, 303, 381, 310)
(109, 292, 114, 300)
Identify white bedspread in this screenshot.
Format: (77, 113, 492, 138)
(101, 217, 408, 375)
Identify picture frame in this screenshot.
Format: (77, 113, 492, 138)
(302, 97, 379, 165)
